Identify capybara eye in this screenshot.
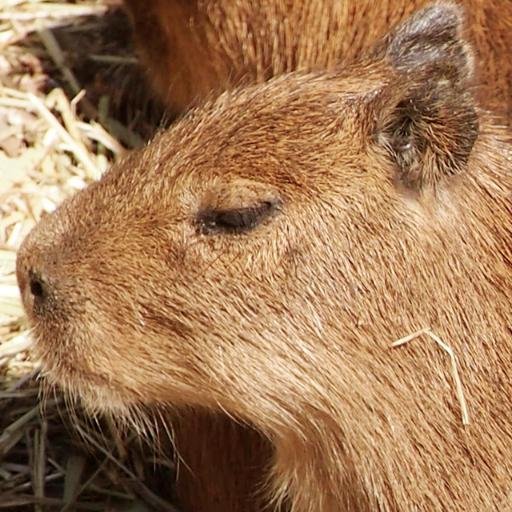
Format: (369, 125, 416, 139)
(197, 200, 281, 235)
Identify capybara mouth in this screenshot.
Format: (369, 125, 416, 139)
(37, 352, 109, 391)
(38, 354, 140, 415)
(31, 336, 113, 393)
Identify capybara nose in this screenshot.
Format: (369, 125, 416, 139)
(27, 271, 49, 303)
(16, 243, 54, 318)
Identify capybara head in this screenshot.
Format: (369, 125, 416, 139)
(14, 2, 481, 413)
(16, 3, 509, 447)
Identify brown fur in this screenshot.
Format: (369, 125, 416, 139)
(123, 0, 512, 121)
(16, 4, 512, 512)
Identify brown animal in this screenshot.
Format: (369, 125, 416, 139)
(16, 3, 512, 512)
(123, 0, 512, 121)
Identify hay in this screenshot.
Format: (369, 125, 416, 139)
(0, 0, 174, 509)
(392, 328, 470, 426)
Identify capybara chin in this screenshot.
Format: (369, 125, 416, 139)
(16, 4, 512, 512)
(122, 0, 512, 121)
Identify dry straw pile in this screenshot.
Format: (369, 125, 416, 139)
(0, 0, 176, 509)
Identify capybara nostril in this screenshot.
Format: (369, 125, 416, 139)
(16, 242, 54, 316)
(28, 272, 47, 302)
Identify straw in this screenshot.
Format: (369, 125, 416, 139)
(392, 328, 470, 426)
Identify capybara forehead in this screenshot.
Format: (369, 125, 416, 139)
(54, 69, 385, 225)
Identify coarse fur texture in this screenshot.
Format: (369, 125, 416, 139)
(17, 4, 512, 512)
(122, 0, 512, 122)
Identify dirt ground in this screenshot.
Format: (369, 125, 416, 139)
(0, 1, 179, 510)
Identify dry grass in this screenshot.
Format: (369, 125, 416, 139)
(0, 0, 177, 509)
(391, 328, 470, 426)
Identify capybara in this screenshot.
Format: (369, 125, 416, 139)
(122, 0, 512, 121)
(16, 3, 512, 512)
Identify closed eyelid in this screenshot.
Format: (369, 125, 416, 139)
(197, 199, 282, 235)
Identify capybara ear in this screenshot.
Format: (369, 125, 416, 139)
(372, 2, 479, 190)
(380, 2, 474, 79)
